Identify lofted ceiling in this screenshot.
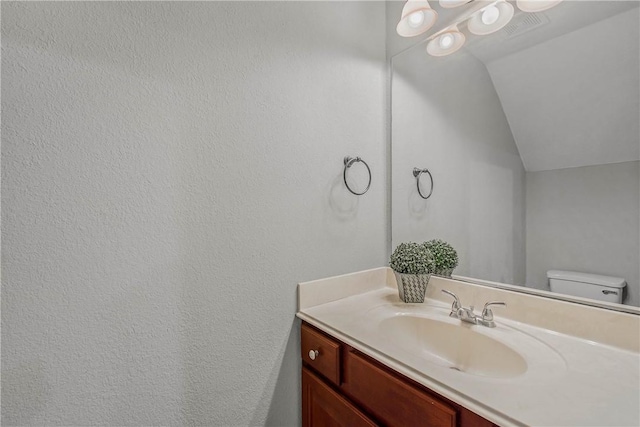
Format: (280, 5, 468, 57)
(465, 1, 639, 172)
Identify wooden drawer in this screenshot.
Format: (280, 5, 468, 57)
(301, 323, 341, 385)
(342, 349, 457, 427)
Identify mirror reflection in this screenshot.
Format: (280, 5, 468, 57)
(391, 1, 639, 308)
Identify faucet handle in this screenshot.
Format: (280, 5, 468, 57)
(441, 289, 461, 312)
(481, 301, 506, 321)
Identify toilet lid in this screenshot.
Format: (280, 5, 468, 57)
(547, 270, 626, 288)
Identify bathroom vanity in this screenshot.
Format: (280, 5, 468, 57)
(302, 322, 494, 426)
(297, 268, 640, 427)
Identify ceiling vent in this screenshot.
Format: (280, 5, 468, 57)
(500, 12, 550, 39)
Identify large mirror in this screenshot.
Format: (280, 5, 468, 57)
(391, 0, 639, 311)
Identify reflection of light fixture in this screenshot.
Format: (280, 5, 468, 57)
(397, 0, 438, 37)
(440, 33, 454, 48)
(427, 25, 465, 56)
(420, 0, 563, 58)
(468, 0, 515, 35)
(516, 0, 563, 13)
(482, 5, 500, 25)
(439, 0, 469, 8)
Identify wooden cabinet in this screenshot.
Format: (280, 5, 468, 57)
(303, 368, 377, 427)
(301, 322, 496, 427)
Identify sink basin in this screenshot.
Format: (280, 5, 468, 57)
(378, 313, 527, 378)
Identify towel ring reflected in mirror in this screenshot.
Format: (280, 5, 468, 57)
(343, 156, 371, 196)
(413, 167, 433, 200)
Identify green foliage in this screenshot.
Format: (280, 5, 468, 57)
(423, 239, 458, 272)
(390, 242, 435, 275)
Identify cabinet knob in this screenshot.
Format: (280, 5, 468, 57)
(308, 349, 319, 360)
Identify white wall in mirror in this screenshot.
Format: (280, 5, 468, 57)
(392, 49, 526, 285)
(526, 161, 639, 302)
(391, 1, 639, 308)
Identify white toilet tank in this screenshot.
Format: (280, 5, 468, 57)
(547, 270, 626, 304)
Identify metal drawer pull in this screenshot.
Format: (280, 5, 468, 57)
(602, 290, 618, 295)
(308, 350, 319, 360)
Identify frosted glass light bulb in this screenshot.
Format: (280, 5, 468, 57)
(482, 5, 500, 25)
(407, 11, 425, 28)
(439, 34, 454, 49)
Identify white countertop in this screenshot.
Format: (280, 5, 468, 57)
(297, 269, 640, 427)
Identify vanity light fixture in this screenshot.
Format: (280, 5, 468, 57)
(426, 25, 466, 56)
(516, 0, 563, 13)
(425, 0, 563, 57)
(396, 0, 438, 38)
(467, 0, 515, 36)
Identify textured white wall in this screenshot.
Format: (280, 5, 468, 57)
(1, 2, 387, 425)
(526, 161, 640, 307)
(391, 49, 526, 285)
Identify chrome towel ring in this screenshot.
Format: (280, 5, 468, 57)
(343, 156, 372, 195)
(413, 167, 433, 200)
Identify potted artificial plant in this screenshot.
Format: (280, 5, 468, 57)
(423, 239, 458, 277)
(390, 242, 435, 303)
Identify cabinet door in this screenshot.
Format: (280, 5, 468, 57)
(302, 367, 377, 427)
(342, 350, 457, 427)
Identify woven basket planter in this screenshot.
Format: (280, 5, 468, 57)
(393, 271, 431, 303)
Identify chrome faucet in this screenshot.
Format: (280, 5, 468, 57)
(441, 290, 506, 328)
